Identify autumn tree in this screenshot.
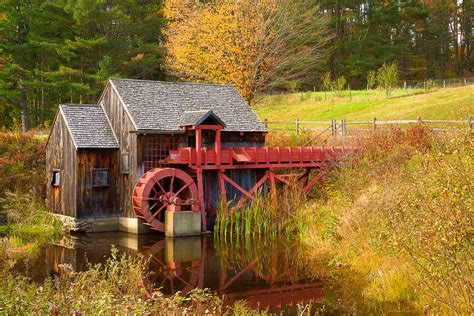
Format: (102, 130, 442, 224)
(164, 0, 331, 104)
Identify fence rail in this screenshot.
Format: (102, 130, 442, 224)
(264, 116, 473, 136)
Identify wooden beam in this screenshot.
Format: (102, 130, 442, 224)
(222, 173, 256, 202)
(236, 173, 269, 207)
(302, 170, 324, 195)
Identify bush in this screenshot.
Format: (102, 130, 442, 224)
(0, 246, 241, 315)
(302, 126, 472, 314)
(376, 62, 399, 97)
(367, 70, 377, 89)
(0, 131, 45, 205)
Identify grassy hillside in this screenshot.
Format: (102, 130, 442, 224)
(255, 86, 474, 121)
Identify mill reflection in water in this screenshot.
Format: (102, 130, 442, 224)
(46, 233, 323, 310)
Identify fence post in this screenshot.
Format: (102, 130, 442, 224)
(373, 117, 377, 131)
(331, 119, 337, 136)
(264, 118, 268, 129)
(464, 79, 467, 86)
(341, 118, 347, 136)
(443, 80, 446, 88)
(296, 118, 300, 135)
(468, 116, 472, 131)
(417, 116, 422, 123)
(423, 81, 426, 92)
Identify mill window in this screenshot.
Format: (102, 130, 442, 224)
(51, 170, 61, 187)
(92, 169, 109, 187)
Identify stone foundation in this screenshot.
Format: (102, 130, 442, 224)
(53, 213, 204, 236)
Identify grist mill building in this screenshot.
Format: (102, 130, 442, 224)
(46, 78, 267, 234)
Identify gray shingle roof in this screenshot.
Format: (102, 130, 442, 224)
(109, 78, 267, 132)
(179, 110, 226, 127)
(60, 104, 118, 149)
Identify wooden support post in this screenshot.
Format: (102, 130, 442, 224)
(218, 170, 227, 206)
(331, 119, 337, 136)
(468, 116, 472, 131)
(268, 169, 277, 212)
(373, 117, 377, 131)
(215, 128, 221, 166)
(296, 118, 300, 135)
(196, 128, 202, 167)
(196, 168, 206, 231)
(341, 118, 347, 136)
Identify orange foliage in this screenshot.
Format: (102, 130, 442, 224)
(0, 132, 46, 200)
(164, 0, 329, 104)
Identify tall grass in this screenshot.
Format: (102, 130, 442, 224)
(0, 243, 242, 315)
(300, 125, 473, 314)
(0, 190, 61, 246)
(214, 185, 310, 241)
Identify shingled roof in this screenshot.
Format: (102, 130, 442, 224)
(179, 110, 226, 128)
(60, 104, 118, 149)
(109, 78, 267, 132)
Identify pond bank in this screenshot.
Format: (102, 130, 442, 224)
(1, 232, 416, 314)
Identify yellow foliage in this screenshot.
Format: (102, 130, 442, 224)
(164, 0, 329, 104)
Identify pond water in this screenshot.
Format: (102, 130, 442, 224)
(11, 232, 414, 314)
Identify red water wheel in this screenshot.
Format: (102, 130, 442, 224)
(132, 168, 200, 232)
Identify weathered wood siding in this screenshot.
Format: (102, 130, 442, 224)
(46, 113, 77, 217)
(76, 149, 119, 218)
(99, 83, 138, 218)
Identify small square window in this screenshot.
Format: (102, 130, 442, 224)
(92, 169, 109, 187)
(51, 171, 60, 187)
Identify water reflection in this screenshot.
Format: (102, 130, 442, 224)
(41, 233, 323, 311)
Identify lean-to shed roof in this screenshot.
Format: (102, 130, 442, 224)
(60, 104, 118, 149)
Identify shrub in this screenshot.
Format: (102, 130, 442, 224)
(367, 70, 377, 89)
(302, 127, 472, 314)
(0, 131, 45, 204)
(0, 246, 238, 315)
(376, 62, 399, 97)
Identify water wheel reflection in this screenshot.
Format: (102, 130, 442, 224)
(140, 236, 324, 310)
(141, 237, 204, 295)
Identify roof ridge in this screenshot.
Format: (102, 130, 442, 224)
(182, 109, 212, 113)
(60, 103, 97, 107)
(110, 77, 235, 88)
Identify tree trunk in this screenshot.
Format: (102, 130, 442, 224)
(20, 78, 29, 133)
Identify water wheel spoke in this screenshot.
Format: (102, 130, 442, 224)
(174, 274, 193, 287)
(143, 197, 162, 201)
(151, 256, 167, 268)
(170, 278, 175, 293)
(149, 200, 163, 212)
(159, 277, 167, 288)
(174, 182, 191, 197)
(152, 204, 167, 218)
(155, 180, 166, 196)
(169, 172, 175, 195)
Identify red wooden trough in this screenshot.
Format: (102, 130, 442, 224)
(132, 123, 358, 233)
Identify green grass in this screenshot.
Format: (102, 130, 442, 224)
(255, 86, 474, 121)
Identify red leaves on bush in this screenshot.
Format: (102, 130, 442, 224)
(0, 131, 46, 199)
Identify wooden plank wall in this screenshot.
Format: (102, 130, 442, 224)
(45, 113, 77, 217)
(76, 149, 119, 218)
(99, 83, 138, 218)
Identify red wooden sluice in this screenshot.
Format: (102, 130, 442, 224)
(132, 124, 359, 232)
